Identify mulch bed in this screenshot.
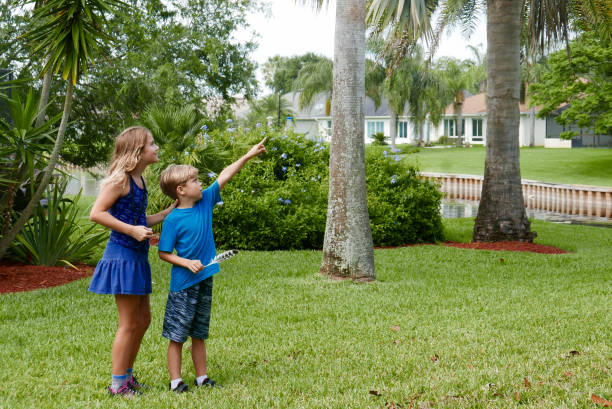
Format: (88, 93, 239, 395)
(0, 262, 94, 294)
(1, 240, 566, 294)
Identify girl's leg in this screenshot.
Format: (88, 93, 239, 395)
(112, 294, 142, 376)
(191, 338, 207, 378)
(126, 295, 151, 371)
(168, 340, 184, 380)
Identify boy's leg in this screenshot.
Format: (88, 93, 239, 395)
(168, 340, 184, 380)
(191, 338, 207, 378)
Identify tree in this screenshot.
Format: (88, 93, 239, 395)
(303, 0, 375, 280)
(263, 53, 327, 125)
(1, 0, 260, 168)
(436, 57, 476, 146)
(529, 33, 612, 139)
(291, 57, 333, 113)
(0, 0, 120, 260)
(244, 94, 294, 127)
(472, 0, 535, 242)
(367, 0, 610, 242)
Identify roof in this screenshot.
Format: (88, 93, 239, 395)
(444, 92, 539, 115)
(285, 91, 408, 118)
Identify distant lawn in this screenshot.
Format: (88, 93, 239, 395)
(387, 146, 612, 187)
(1, 219, 611, 408)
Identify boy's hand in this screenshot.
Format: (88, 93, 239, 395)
(184, 259, 204, 273)
(245, 137, 267, 160)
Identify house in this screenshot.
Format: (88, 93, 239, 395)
(274, 91, 609, 147)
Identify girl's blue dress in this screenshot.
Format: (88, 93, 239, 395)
(89, 177, 152, 295)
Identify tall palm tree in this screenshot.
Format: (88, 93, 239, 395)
(368, 0, 608, 242)
(436, 57, 475, 146)
(292, 57, 333, 114)
(0, 0, 120, 259)
(301, 0, 375, 280)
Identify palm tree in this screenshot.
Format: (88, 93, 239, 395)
(367, 0, 609, 242)
(292, 57, 333, 113)
(436, 57, 475, 147)
(301, 0, 376, 280)
(0, 0, 120, 259)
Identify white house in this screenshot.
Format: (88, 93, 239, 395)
(284, 91, 552, 147)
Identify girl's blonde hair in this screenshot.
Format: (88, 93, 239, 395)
(102, 126, 152, 190)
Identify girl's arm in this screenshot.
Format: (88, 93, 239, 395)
(146, 201, 177, 227)
(158, 251, 203, 273)
(89, 182, 152, 242)
(217, 137, 267, 190)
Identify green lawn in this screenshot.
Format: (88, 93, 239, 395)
(392, 146, 612, 187)
(1, 219, 610, 408)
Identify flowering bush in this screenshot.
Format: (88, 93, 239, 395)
(149, 124, 443, 249)
(365, 150, 444, 246)
(210, 128, 329, 250)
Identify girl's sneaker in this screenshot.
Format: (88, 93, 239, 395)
(128, 375, 147, 390)
(169, 381, 189, 393)
(108, 384, 140, 397)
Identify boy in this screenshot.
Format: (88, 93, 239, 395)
(158, 138, 266, 393)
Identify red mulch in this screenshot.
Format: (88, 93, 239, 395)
(441, 241, 568, 254)
(0, 240, 566, 294)
(0, 262, 94, 294)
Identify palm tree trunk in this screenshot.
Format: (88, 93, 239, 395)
(389, 109, 397, 147)
(0, 80, 73, 259)
(455, 98, 463, 147)
(320, 0, 375, 280)
(529, 106, 536, 147)
(36, 68, 53, 127)
(473, 0, 535, 242)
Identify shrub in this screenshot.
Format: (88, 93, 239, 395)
(371, 132, 388, 145)
(149, 125, 444, 250)
(210, 127, 329, 250)
(366, 150, 444, 246)
(9, 178, 108, 266)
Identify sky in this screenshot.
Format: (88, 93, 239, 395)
(236, 0, 487, 94)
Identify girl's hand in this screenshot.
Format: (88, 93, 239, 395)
(184, 259, 204, 273)
(130, 225, 153, 242)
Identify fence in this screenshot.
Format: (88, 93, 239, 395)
(420, 172, 612, 219)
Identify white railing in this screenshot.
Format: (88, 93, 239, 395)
(420, 172, 612, 219)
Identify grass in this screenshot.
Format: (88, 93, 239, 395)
(377, 146, 612, 187)
(1, 219, 611, 408)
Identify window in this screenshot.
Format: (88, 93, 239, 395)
(367, 121, 384, 137)
(397, 121, 408, 138)
(444, 118, 465, 136)
(472, 119, 482, 137)
(444, 119, 454, 136)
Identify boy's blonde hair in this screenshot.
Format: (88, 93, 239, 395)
(102, 126, 153, 190)
(160, 164, 198, 200)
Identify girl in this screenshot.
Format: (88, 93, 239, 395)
(89, 126, 174, 396)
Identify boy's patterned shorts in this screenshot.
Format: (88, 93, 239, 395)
(162, 277, 213, 343)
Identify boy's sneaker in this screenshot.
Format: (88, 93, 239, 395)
(169, 381, 189, 393)
(127, 375, 147, 390)
(195, 377, 223, 388)
(108, 384, 140, 397)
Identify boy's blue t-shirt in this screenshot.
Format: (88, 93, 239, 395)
(158, 181, 222, 292)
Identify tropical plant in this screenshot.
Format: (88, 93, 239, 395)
(291, 57, 333, 112)
(0, 88, 61, 240)
(243, 94, 294, 128)
(0, 0, 122, 260)
(9, 178, 108, 266)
